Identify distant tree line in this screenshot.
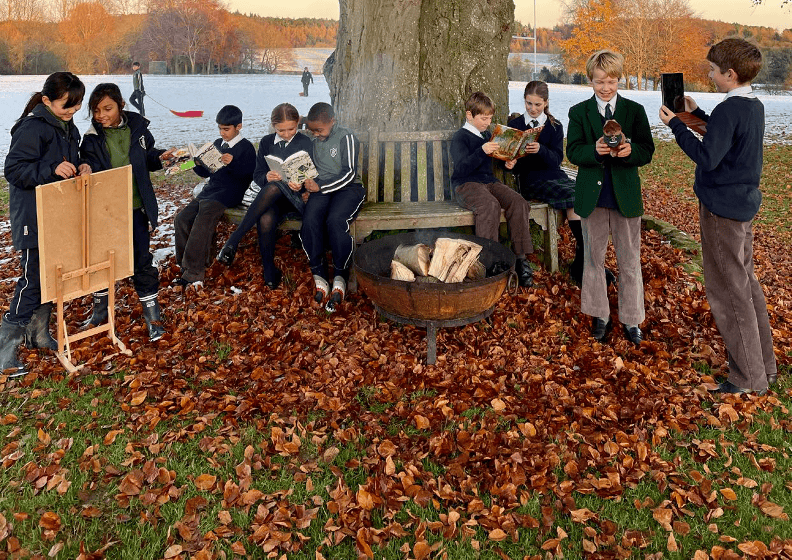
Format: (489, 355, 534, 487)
(0, 0, 337, 75)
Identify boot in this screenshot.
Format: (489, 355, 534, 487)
(25, 303, 57, 350)
(0, 315, 28, 378)
(140, 298, 166, 342)
(83, 291, 109, 328)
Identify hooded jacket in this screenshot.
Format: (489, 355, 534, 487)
(80, 111, 164, 229)
(4, 104, 82, 250)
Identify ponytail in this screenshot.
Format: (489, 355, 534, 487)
(19, 92, 44, 121)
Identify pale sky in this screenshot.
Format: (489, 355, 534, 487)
(228, 0, 791, 31)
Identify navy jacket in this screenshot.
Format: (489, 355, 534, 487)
(193, 137, 256, 208)
(450, 128, 497, 189)
(80, 111, 164, 229)
(669, 97, 764, 222)
(4, 104, 82, 250)
(507, 115, 569, 184)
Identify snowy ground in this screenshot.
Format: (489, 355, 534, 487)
(1, 74, 790, 168)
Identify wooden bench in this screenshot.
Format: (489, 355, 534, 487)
(227, 129, 567, 272)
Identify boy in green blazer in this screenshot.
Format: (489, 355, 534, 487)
(566, 50, 654, 344)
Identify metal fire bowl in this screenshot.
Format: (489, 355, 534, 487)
(354, 231, 516, 322)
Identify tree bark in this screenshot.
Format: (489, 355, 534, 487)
(326, 0, 515, 133)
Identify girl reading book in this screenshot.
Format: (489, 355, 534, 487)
(507, 81, 613, 285)
(216, 103, 313, 289)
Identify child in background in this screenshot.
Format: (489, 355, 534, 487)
(216, 103, 314, 289)
(173, 105, 256, 287)
(301, 102, 366, 312)
(566, 50, 654, 345)
(80, 83, 167, 341)
(660, 38, 776, 395)
(1, 72, 89, 376)
(450, 91, 534, 287)
(507, 81, 614, 286)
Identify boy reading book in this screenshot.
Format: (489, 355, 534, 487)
(173, 105, 256, 286)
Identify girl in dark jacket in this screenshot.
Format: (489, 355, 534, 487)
(1, 72, 88, 376)
(79, 83, 166, 341)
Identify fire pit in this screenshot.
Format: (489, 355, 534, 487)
(354, 231, 516, 364)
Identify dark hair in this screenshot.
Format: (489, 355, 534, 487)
(88, 83, 125, 117)
(306, 102, 334, 123)
(216, 105, 243, 126)
(465, 91, 495, 117)
(523, 81, 559, 126)
(19, 71, 85, 121)
(707, 38, 762, 84)
(271, 103, 300, 125)
(132, 61, 140, 67)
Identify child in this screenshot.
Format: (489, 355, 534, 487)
(1, 72, 89, 376)
(216, 103, 313, 289)
(300, 102, 365, 312)
(173, 105, 256, 286)
(507, 80, 615, 286)
(659, 38, 776, 394)
(450, 91, 534, 287)
(80, 83, 167, 341)
(566, 50, 654, 345)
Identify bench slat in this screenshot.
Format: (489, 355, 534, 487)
(367, 128, 380, 202)
(383, 142, 396, 203)
(416, 142, 428, 201)
(401, 144, 411, 202)
(432, 140, 445, 201)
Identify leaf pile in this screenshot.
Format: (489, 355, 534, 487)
(0, 158, 790, 558)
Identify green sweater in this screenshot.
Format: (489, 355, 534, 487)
(104, 125, 141, 208)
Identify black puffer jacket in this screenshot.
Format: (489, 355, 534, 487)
(4, 104, 82, 250)
(80, 111, 164, 229)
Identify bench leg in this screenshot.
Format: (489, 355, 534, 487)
(541, 209, 560, 273)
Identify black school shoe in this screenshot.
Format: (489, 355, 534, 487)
(217, 243, 237, 266)
(515, 258, 533, 287)
(623, 324, 643, 345)
(264, 268, 282, 290)
(591, 316, 612, 342)
(709, 380, 766, 396)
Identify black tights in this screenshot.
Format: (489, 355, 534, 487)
(225, 183, 292, 280)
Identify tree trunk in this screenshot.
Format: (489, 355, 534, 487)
(327, 0, 515, 133)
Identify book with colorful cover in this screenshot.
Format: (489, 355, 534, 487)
(489, 123, 544, 161)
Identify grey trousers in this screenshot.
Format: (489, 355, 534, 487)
(699, 203, 776, 391)
(174, 198, 227, 282)
(581, 207, 645, 326)
(455, 181, 533, 256)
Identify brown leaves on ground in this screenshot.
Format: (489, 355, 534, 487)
(0, 176, 790, 558)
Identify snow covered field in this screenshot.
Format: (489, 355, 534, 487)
(1, 73, 790, 169)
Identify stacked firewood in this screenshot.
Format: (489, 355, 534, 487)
(390, 238, 485, 283)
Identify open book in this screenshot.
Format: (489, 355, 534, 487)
(160, 141, 226, 175)
(264, 150, 318, 184)
(489, 123, 544, 161)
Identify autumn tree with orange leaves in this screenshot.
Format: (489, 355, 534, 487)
(560, 0, 709, 89)
(59, 2, 116, 73)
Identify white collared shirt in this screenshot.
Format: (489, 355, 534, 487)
(725, 85, 756, 99)
(273, 134, 293, 147)
(596, 94, 618, 118)
(223, 133, 244, 149)
(523, 112, 547, 128)
(463, 121, 483, 138)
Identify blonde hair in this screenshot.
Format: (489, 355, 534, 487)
(585, 50, 624, 80)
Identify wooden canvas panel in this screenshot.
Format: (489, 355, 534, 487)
(36, 166, 134, 303)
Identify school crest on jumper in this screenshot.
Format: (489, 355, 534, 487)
(330, 147, 337, 157)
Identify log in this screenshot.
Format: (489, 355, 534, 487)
(428, 238, 482, 283)
(393, 243, 431, 276)
(390, 260, 416, 281)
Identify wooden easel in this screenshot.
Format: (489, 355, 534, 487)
(36, 167, 135, 373)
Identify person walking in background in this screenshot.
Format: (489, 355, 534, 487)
(130, 62, 145, 116)
(301, 67, 313, 97)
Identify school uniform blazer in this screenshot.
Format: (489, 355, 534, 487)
(80, 111, 164, 229)
(566, 95, 654, 218)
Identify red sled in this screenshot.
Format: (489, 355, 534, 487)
(171, 110, 203, 118)
(299, 92, 306, 97)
